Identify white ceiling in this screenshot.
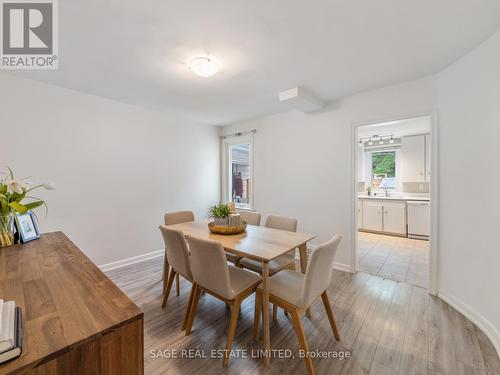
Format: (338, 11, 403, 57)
(358, 116, 431, 139)
(8, 0, 500, 125)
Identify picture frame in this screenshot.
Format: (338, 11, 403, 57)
(15, 211, 41, 243)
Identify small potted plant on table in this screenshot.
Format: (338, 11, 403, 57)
(209, 203, 231, 226)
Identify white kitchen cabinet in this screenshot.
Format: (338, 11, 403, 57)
(362, 201, 383, 232)
(382, 201, 407, 235)
(357, 199, 363, 229)
(425, 134, 431, 182)
(401, 135, 425, 182)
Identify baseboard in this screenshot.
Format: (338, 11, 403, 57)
(99, 249, 164, 272)
(297, 245, 353, 273)
(439, 291, 500, 358)
(333, 262, 352, 273)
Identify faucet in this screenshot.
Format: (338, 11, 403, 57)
(384, 187, 390, 197)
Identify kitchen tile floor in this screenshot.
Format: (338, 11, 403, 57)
(358, 231, 429, 288)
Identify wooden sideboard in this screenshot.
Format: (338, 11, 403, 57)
(0, 232, 144, 374)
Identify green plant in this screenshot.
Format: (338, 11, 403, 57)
(367, 186, 372, 193)
(209, 203, 231, 218)
(0, 167, 55, 246)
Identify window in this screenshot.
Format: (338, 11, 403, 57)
(371, 151, 396, 189)
(224, 138, 253, 208)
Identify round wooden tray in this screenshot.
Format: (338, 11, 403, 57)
(208, 220, 247, 235)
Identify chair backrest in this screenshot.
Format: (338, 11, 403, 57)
(186, 236, 234, 300)
(159, 225, 192, 280)
(164, 211, 195, 225)
(238, 210, 262, 226)
(265, 215, 297, 232)
(301, 235, 342, 309)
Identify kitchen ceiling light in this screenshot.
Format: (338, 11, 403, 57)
(368, 139, 373, 146)
(188, 57, 219, 78)
(379, 140, 384, 145)
(389, 136, 395, 144)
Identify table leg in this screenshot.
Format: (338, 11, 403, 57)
(298, 243, 312, 318)
(262, 261, 271, 366)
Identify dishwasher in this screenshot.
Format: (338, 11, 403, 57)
(407, 201, 430, 240)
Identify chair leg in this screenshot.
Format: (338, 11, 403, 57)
(321, 291, 340, 340)
(185, 284, 201, 336)
(223, 299, 240, 367)
(176, 273, 180, 296)
(272, 304, 278, 321)
(162, 260, 169, 294)
(161, 270, 176, 308)
(182, 283, 196, 330)
(290, 309, 315, 375)
(253, 290, 262, 341)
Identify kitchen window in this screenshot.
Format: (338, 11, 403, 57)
(371, 151, 396, 189)
(222, 135, 253, 209)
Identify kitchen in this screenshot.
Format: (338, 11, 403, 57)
(356, 116, 431, 288)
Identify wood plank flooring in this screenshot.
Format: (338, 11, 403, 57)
(106, 258, 500, 375)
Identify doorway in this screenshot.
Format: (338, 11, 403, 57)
(351, 113, 438, 293)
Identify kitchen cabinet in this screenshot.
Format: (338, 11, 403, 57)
(425, 134, 431, 182)
(382, 201, 407, 235)
(360, 199, 407, 236)
(357, 199, 363, 229)
(401, 135, 425, 182)
(362, 201, 383, 232)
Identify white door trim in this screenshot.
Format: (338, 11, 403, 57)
(350, 110, 439, 295)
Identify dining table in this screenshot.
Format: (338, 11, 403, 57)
(167, 220, 315, 366)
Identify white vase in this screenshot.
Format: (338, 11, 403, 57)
(213, 217, 229, 226)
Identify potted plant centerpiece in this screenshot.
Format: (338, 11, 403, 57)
(209, 203, 231, 226)
(0, 167, 55, 248)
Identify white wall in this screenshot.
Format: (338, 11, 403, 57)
(222, 28, 500, 355)
(222, 77, 435, 269)
(436, 29, 500, 354)
(0, 73, 220, 266)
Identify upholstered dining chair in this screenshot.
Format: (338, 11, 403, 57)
(238, 210, 262, 226)
(164, 211, 195, 296)
(253, 235, 342, 375)
(159, 226, 195, 330)
(184, 236, 262, 367)
(239, 214, 297, 318)
(226, 210, 262, 266)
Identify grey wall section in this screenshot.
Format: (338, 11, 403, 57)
(0, 73, 220, 265)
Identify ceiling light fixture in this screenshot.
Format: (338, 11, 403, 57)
(368, 138, 373, 146)
(389, 136, 395, 144)
(379, 140, 384, 145)
(188, 57, 219, 78)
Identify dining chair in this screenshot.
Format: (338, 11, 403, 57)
(238, 210, 262, 226)
(226, 210, 262, 266)
(184, 236, 262, 367)
(158, 226, 195, 330)
(253, 235, 342, 375)
(239, 214, 297, 318)
(164, 211, 195, 296)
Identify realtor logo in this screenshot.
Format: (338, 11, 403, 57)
(1, 0, 58, 69)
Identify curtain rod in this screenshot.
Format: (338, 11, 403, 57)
(221, 129, 257, 139)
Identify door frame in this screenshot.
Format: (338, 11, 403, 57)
(350, 110, 439, 295)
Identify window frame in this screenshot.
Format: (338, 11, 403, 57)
(221, 134, 254, 210)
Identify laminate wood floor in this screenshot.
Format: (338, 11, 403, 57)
(106, 258, 500, 375)
(358, 232, 429, 288)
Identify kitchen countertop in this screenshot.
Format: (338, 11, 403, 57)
(358, 194, 430, 202)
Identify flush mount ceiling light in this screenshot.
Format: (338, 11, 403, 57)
(188, 57, 219, 78)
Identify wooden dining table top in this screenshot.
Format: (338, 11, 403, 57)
(168, 220, 315, 262)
